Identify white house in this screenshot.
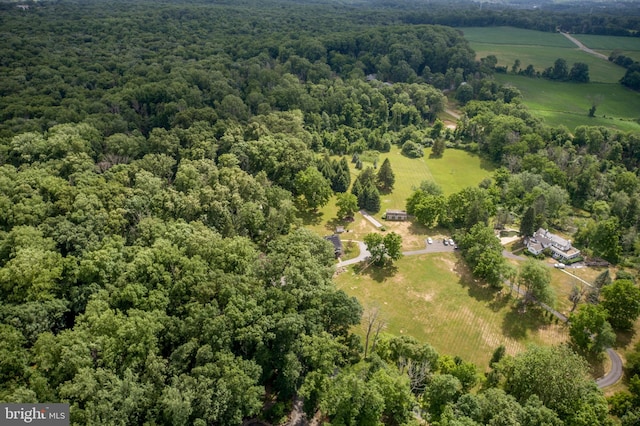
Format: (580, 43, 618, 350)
(526, 228, 581, 262)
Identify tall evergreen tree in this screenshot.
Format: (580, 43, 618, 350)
(520, 206, 536, 237)
(376, 158, 395, 192)
(331, 157, 351, 193)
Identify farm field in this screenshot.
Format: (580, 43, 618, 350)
(335, 252, 568, 368)
(461, 26, 626, 84)
(571, 33, 640, 62)
(494, 74, 640, 132)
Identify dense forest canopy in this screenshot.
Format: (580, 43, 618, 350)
(2, 0, 640, 424)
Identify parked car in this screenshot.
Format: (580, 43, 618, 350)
(427, 237, 433, 244)
(448, 238, 455, 246)
(554, 263, 566, 269)
(443, 238, 449, 246)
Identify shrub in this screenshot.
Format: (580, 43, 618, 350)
(401, 141, 424, 158)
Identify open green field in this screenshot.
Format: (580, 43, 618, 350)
(374, 146, 495, 214)
(494, 74, 640, 132)
(335, 253, 568, 368)
(461, 27, 626, 84)
(461, 27, 574, 48)
(304, 146, 494, 246)
(572, 34, 640, 62)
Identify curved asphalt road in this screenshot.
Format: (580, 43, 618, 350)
(336, 239, 623, 388)
(597, 348, 623, 388)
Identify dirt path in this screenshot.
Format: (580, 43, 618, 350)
(560, 32, 609, 61)
(444, 108, 462, 120)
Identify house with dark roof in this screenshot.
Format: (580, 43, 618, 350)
(324, 234, 343, 258)
(526, 228, 581, 262)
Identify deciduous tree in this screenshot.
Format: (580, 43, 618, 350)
(601, 279, 640, 330)
(569, 304, 615, 356)
(518, 259, 554, 306)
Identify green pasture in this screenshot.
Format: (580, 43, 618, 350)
(461, 27, 574, 48)
(370, 146, 495, 208)
(571, 34, 640, 62)
(335, 252, 568, 368)
(461, 27, 626, 83)
(351, 146, 495, 223)
(494, 74, 640, 132)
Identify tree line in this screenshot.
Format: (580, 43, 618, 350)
(1, 0, 639, 424)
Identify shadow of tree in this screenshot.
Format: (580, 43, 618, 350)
(502, 305, 551, 340)
(479, 156, 496, 172)
(408, 220, 431, 236)
(615, 328, 637, 349)
(488, 291, 512, 312)
(581, 349, 607, 379)
(354, 262, 399, 283)
(324, 217, 353, 233)
(298, 208, 323, 226)
(454, 258, 500, 303)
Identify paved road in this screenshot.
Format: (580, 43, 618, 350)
(561, 32, 609, 61)
(597, 348, 624, 388)
(336, 240, 370, 267)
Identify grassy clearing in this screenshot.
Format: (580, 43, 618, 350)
(367, 145, 495, 210)
(335, 252, 568, 368)
(461, 27, 626, 84)
(303, 146, 494, 247)
(494, 74, 640, 132)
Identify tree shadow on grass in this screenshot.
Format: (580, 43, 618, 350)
(354, 262, 399, 283)
(324, 217, 354, 233)
(488, 291, 513, 312)
(479, 156, 496, 172)
(502, 304, 553, 340)
(454, 258, 500, 303)
(408, 220, 430, 237)
(615, 328, 637, 350)
(298, 208, 323, 226)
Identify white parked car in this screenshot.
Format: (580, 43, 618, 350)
(427, 237, 433, 244)
(554, 263, 566, 269)
(448, 238, 455, 246)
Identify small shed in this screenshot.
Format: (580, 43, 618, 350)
(324, 234, 343, 258)
(385, 209, 408, 221)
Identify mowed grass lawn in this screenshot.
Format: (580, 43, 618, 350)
(373, 145, 495, 207)
(494, 74, 640, 132)
(335, 252, 568, 368)
(461, 26, 626, 84)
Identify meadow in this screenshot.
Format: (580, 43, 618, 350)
(571, 34, 640, 62)
(461, 26, 626, 84)
(494, 74, 640, 132)
(335, 252, 568, 368)
(304, 146, 569, 368)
